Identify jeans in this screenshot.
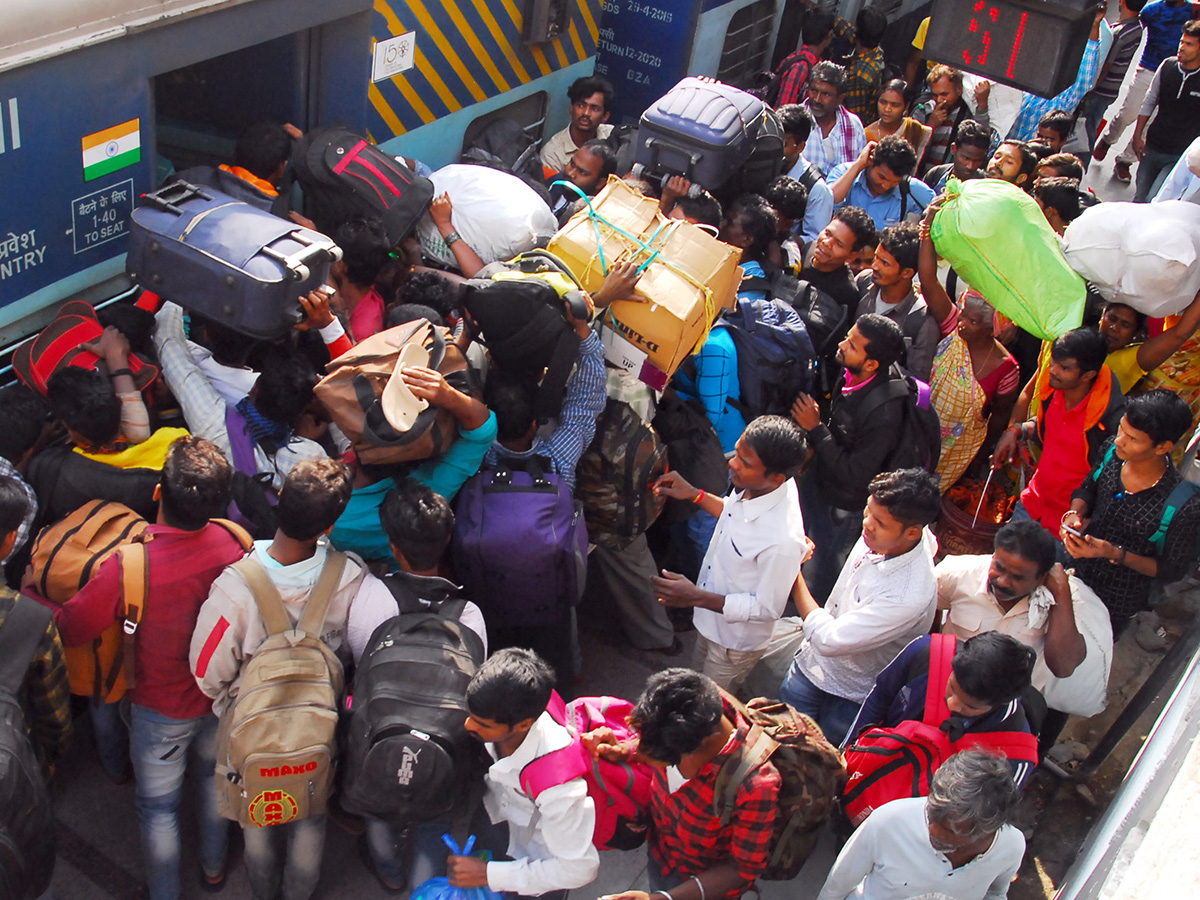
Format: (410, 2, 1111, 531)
(91, 697, 130, 780)
(1134, 148, 1180, 202)
(778, 661, 863, 748)
(798, 476, 862, 605)
(1076, 92, 1112, 166)
(241, 814, 326, 900)
(129, 706, 227, 900)
(363, 818, 451, 890)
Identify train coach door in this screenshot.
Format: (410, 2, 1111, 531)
(152, 10, 370, 184)
(154, 32, 308, 177)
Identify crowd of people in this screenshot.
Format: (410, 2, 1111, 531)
(3, 5, 1200, 900)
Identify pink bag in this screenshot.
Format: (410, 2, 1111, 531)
(518, 692, 654, 851)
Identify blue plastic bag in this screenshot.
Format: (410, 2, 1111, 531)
(410, 835, 504, 900)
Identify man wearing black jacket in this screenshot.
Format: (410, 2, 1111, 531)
(791, 313, 909, 601)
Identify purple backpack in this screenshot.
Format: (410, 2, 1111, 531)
(451, 455, 586, 628)
(224, 405, 279, 538)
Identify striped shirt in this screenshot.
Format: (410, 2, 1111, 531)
(802, 103, 867, 177)
(1095, 18, 1146, 100)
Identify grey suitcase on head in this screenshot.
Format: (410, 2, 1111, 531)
(633, 77, 784, 197)
(126, 181, 341, 340)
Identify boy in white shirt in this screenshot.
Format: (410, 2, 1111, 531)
(652, 415, 810, 692)
(448, 649, 598, 899)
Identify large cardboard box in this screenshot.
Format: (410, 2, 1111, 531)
(549, 177, 741, 385)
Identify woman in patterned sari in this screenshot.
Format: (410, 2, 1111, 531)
(929, 292, 1020, 490)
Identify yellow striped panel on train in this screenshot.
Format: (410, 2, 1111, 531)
(369, 0, 601, 140)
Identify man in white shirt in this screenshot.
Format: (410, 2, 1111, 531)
(936, 520, 1086, 689)
(540, 76, 615, 175)
(652, 415, 809, 692)
(779, 467, 941, 746)
(817, 750, 1025, 900)
(448, 649, 598, 899)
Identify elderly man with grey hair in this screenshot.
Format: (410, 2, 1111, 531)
(816, 751, 1025, 900)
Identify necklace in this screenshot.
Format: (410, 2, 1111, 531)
(1117, 459, 1167, 498)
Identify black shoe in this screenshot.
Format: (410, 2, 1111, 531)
(357, 835, 407, 894)
(649, 636, 684, 656)
(199, 865, 226, 893)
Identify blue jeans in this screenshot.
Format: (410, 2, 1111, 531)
(91, 698, 130, 779)
(798, 476, 863, 605)
(241, 814, 326, 900)
(364, 818, 451, 890)
(129, 706, 227, 900)
(778, 661, 863, 748)
(1134, 147, 1180, 202)
(1075, 92, 1112, 166)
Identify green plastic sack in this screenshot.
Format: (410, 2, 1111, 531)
(931, 178, 1086, 340)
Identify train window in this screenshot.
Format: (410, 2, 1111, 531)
(460, 91, 549, 155)
(523, 0, 572, 44)
(716, 0, 778, 88)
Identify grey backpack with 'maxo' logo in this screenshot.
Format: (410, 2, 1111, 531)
(213, 552, 351, 828)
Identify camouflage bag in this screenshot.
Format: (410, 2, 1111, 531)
(574, 399, 667, 549)
(713, 694, 846, 881)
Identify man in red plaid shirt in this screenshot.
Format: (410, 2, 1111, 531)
(599, 669, 780, 900)
(774, 11, 835, 108)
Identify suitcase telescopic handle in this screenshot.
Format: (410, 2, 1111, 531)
(143, 181, 215, 215)
(642, 137, 701, 178)
(261, 235, 340, 282)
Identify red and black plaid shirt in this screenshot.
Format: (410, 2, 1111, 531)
(647, 701, 781, 897)
(775, 47, 820, 108)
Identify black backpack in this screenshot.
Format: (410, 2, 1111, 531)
(604, 124, 639, 180)
(652, 389, 729, 526)
(462, 251, 587, 422)
(716, 296, 816, 420)
(339, 580, 487, 824)
(0, 596, 56, 900)
(290, 127, 434, 245)
(742, 268, 847, 359)
(790, 160, 822, 195)
(461, 118, 553, 205)
(858, 371, 943, 475)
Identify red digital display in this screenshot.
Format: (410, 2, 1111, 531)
(923, 0, 1095, 98)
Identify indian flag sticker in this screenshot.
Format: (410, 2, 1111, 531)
(82, 119, 141, 182)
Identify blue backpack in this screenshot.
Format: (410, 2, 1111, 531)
(716, 296, 816, 420)
(451, 455, 587, 628)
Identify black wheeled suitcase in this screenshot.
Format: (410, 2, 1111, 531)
(126, 182, 340, 340)
(290, 127, 435, 245)
(633, 78, 784, 197)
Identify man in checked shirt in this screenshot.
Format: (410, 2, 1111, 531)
(597, 669, 780, 900)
